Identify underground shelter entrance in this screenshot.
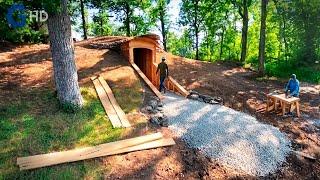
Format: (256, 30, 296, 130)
(133, 48, 153, 80)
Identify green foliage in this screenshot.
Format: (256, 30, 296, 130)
(150, 0, 171, 48)
(171, 0, 320, 83)
(167, 30, 194, 59)
(91, 10, 113, 36)
(265, 61, 320, 84)
(107, 0, 153, 36)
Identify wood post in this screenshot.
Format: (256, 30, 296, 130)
(296, 102, 301, 117)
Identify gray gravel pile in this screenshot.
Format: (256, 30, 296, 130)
(163, 93, 291, 176)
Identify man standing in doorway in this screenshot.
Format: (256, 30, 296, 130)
(156, 57, 169, 93)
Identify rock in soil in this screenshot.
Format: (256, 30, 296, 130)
(158, 102, 164, 107)
(188, 94, 200, 100)
(160, 116, 169, 127)
(145, 106, 153, 111)
(189, 90, 200, 96)
(149, 100, 158, 109)
(150, 116, 160, 125)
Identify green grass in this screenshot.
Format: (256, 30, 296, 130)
(0, 87, 130, 179)
(265, 61, 320, 84)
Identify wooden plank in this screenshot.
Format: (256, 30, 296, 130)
(98, 76, 131, 128)
(168, 76, 189, 97)
(17, 133, 163, 168)
(20, 138, 175, 170)
(95, 138, 175, 157)
(131, 63, 164, 100)
(293, 151, 316, 160)
(92, 78, 122, 128)
(282, 102, 286, 115)
(296, 102, 301, 117)
(268, 93, 300, 103)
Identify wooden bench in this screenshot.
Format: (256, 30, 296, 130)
(266, 93, 301, 117)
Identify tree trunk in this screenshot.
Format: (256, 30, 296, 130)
(80, 0, 87, 39)
(274, 0, 288, 61)
(304, 22, 316, 64)
(233, 15, 237, 60)
(100, 11, 104, 35)
(160, 9, 167, 51)
(219, 29, 225, 60)
(125, 3, 131, 36)
(282, 15, 288, 61)
(258, 0, 268, 76)
(194, 0, 199, 60)
(240, 0, 249, 62)
(47, 0, 83, 107)
(220, 11, 228, 60)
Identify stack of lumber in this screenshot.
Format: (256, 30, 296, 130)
(91, 76, 131, 128)
(17, 133, 175, 170)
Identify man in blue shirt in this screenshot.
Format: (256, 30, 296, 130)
(285, 74, 300, 98)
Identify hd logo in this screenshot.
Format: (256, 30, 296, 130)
(6, 3, 48, 29)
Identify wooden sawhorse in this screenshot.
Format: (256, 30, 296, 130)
(266, 93, 301, 117)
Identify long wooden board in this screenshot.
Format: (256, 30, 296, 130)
(93, 138, 175, 157)
(17, 133, 164, 169)
(19, 138, 175, 170)
(131, 63, 164, 100)
(168, 76, 189, 97)
(92, 78, 122, 128)
(98, 76, 131, 127)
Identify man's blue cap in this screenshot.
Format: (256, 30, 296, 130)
(291, 74, 296, 79)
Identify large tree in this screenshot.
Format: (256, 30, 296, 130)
(80, 0, 88, 39)
(232, 0, 252, 62)
(258, 0, 268, 75)
(151, 0, 170, 51)
(47, 0, 83, 107)
(108, 0, 152, 36)
(180, 0, 203, 60)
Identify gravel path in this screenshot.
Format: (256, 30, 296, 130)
(163, 93, 291, 176)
